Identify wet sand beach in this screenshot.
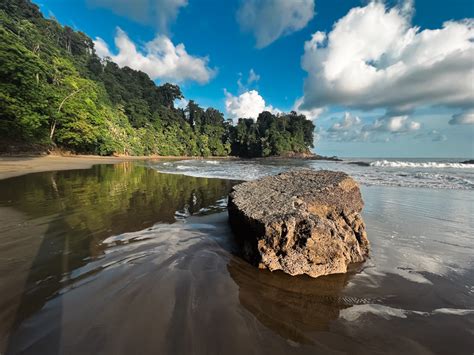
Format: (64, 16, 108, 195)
(0, 155, 149, 180)
(0, 162, 472, 354)
(0, 154, 228, 180)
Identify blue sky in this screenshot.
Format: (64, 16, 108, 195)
(35, 0, 474, 157)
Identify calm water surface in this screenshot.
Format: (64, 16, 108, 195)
(0, 162, 472, 354)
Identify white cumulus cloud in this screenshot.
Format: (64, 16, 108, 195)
(365, 115, 421, 133)
(301, 2, 474, 115)
(237, 68, 261, 92)
(87, 0, 187, 32)
(328, 112, 361, 132)
(94, 37, 110, 58)
(324, 112, 366, 142)
(323, 112, 421, 142)
(237, 0, 315, 48)
(449, 110, 474, 125)
(94, 28, 216, 84)
(293, 97, 324, 121)
(247, 68, 260, 84)
(416, 129, 448, 142)
(225, 90, 280, 122)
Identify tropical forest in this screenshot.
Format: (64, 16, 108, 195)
(0, 0, 315, 157)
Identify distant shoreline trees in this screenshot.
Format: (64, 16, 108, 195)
(231, 111, 314, 157)
(0, 0, 314, 158)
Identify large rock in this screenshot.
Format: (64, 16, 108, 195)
(228, 170, 369, 278)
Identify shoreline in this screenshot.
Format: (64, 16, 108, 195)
(0, 153, 342, 180)
(0, 154, 202, 180)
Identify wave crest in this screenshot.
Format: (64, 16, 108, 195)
(370, 160, 474, 169)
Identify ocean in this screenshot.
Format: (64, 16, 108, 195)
(152, 157, 474, 190)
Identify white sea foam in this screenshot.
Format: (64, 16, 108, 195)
(176, 165, 197, 170)
(432, 308, 474, 316)
(370, 160, 474, 169)
(339, 304, 410, 321)
(339, 305, 474, 322)
(150, 159, 474, 190)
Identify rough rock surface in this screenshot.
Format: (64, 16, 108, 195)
(228, 170, 369, 278)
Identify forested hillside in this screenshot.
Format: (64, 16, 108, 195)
(0, 0, 315, 157)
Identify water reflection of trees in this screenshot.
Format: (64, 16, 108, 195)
(0, 163, 236, 353)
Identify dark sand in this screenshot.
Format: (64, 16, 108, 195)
(0, 163, 472, 354)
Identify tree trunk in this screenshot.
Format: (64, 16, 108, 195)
(50, 87, 85, 141)
(49, 119, 56, 140)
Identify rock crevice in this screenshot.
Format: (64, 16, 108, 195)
(228, 170, 370, 278)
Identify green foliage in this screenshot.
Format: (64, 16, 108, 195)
(231, 111, 315, 157)
(0, 0, 315, 157)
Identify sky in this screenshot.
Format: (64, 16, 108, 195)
(34, 0, 474, 158)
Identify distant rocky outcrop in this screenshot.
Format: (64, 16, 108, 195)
(228, 170, 369, 278)
(461, 159, 474, 164)
(347, 161, 371, 167)
(258, 152, 342, 161)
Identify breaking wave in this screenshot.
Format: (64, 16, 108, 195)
(370, 160, 474, 169)
(150, 158, 474, 190)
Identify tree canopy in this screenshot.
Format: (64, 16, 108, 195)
(0, 0, 315, 157)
